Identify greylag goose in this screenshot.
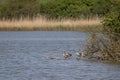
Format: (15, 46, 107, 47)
(63, 51, 72, 59)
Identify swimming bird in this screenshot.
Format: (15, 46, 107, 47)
(76, 52, 82, 57)
(76, 51, 86, 58)
(63, 51, 72, 59)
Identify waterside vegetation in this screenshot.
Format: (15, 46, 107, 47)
(0, 0, 105, 31)
(83, 0, 120, 62)
(0, 17, 102, 31)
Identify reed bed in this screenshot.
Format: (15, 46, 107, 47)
(0, 17, 102, 31)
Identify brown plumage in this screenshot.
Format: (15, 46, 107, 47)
(76, 52, 81, 57)
(76, 51, 86, 58)
(63, 52, 72, 59)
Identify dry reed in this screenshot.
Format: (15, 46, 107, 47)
(0, 17, 102, 31)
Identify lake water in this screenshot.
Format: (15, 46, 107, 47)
(0, 31, 120, 80)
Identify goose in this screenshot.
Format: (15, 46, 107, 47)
(76, 52, 82, 57)
(81, 51, 86, 57)
(63, 51, 72, 59)
(76, 51, 86, 58)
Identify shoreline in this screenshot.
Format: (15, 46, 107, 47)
(0, 25, 102, 32)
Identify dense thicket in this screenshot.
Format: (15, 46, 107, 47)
(102, 0, 120, 34)
(0, 0, 111, 19)
(0, 0, 39, 19)
(102, 0, 120, 61)
(85, 0, 120, 62)
(39, 0, 112, 19)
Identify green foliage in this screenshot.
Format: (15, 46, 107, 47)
(0, 0, 112, 19)
(102, 0, 120, 33)
(0, 0, 39, 19)
(92, 0, 111, 17)
(0, 0, 119, 21)
(85, 0, 120, 62)
(39, 0, 94, 19)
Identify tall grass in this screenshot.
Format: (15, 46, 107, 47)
(0, 16, 102, 31)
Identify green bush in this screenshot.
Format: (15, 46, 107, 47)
(0, 0, 112, 19)
(0, 0, 39, 19)
(39, 0, 93, 19)
(102, 0, 120, 34)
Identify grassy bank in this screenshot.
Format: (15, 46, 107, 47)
(0, 17, 102, 31)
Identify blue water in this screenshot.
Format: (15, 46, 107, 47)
(0, 31, 120, 80)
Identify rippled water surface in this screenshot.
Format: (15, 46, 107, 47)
(0, 31, 120, 80)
